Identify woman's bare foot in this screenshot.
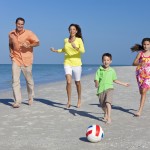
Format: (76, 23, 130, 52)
(77, 100, 81, 108)
(66, 101, 71, 108)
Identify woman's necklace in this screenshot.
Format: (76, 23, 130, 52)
(68, 37, 76, 43)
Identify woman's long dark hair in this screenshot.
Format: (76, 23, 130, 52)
(68, 24, 83, 41)
(130, 38, 150, 52)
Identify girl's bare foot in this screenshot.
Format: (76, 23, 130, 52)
(134, 112, 141, 117)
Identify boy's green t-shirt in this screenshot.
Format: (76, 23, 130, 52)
(94, 66, 117, 95)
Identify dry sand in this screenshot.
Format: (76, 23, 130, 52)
(0, 66, 150, 150)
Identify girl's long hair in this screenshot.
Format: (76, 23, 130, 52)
(68, 24, 83, 41)
(130, 38, 150, 52)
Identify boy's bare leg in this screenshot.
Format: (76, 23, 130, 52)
(135, 89, 147, 116)
(66, 75, 72, 108)
(102, 107, 108, 121)
(106, 102, 111, 124)
(75, 81, 81, 108)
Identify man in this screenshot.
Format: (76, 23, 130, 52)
(9, 17, 40, 108)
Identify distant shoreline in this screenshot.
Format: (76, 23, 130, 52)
(0, 65, 134, 93)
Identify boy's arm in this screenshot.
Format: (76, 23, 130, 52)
(113, 80, 129, 87)
(94, 69, 100, 88)
(94, 80, 99, 88)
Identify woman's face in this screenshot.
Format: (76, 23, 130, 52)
(69, 26, 77, 37)
(143, 41, 150, 51)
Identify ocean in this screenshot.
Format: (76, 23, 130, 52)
(0, 64, 100, 92)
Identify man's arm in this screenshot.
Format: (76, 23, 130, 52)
(30, 41, 40, 47)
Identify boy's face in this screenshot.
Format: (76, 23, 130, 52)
(102, 56, 112, 68)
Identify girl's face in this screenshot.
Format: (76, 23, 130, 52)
(69, 26, 77, 37)
(143, 41, 150, 51)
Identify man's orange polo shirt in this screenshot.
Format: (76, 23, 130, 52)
(9, 29, 39, 66)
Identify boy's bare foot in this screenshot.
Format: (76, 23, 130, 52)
(106, 118, 111, 125)
(77, 100, 81, 108)
(102, 116, 108, 122)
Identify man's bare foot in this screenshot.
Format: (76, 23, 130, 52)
(28, 99, 33, 106)
(77, 100, 81, 108)
(12, 103, 20, 108)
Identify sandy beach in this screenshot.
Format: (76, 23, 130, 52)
(0, 66, 150, 150)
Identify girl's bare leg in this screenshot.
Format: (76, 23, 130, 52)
(75, 81, 81, 108)
(135, 89, 147, 116)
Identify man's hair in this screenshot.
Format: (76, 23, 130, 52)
(102, 53, 112, 60)
(16, 17, 25, 24)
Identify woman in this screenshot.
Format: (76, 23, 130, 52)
(50, 24, 85, 108)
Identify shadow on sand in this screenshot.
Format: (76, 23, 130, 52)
(90, 103, 136, 115)
(0, 98, 13, 106)
(34, 98, 104, 122)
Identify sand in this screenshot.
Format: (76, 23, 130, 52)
(0, 66, 150, 150)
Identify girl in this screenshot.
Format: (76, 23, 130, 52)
(131, 38, 150, 116)
(50, 24, 85, 108)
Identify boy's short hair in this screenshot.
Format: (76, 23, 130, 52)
(102, 53, 112, 60)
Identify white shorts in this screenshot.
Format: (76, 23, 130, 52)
(64, 66, 82, 81)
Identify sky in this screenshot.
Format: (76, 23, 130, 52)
(1, 0, 150, 65)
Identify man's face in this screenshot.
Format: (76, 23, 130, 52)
(16, 20, 24, 32)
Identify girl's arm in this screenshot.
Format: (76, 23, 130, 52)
(132, 53, 141, 66)
(113, 80, 129, 87)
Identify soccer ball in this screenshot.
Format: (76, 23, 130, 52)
(86, 124, 104, 142)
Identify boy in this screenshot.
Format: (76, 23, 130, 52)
(94, 53, 129, 124)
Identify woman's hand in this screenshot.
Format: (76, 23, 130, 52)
(71, 43, 79, 51)
(50, 47, 57, 52)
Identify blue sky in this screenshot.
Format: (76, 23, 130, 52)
(1, 0, 150, 65)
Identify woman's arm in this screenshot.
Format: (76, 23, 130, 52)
(50, 47, 59, 53)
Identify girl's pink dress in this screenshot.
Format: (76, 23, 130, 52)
(136, 52, 150, 90)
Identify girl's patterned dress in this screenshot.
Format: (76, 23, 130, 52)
(136, 51, 150, 90)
